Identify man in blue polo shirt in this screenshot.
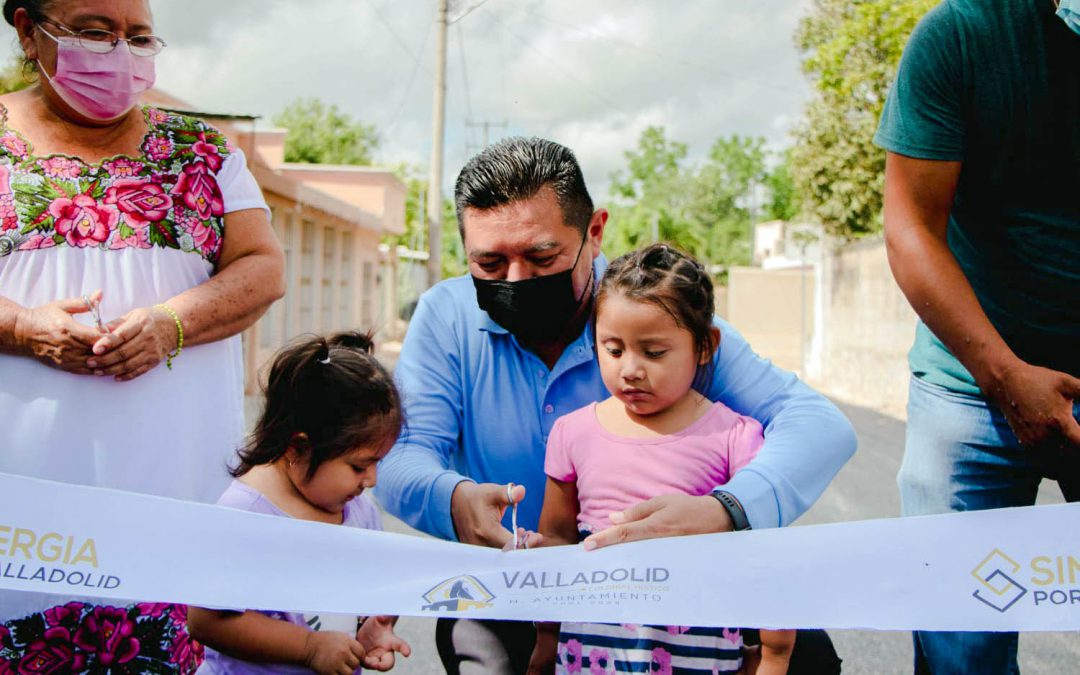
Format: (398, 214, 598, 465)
(377, 137, 856, 674)
(876, 0, 1079, 672)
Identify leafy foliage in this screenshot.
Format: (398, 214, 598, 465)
(386, 163, 465, 279)
(605, 126, 777, 269)
(790, 0, 934, 238)
(273, 97, 379, 166)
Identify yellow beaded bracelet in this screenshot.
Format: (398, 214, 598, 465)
(154, 303, 184, 370)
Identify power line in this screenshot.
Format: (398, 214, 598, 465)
(449, 0, 493, 24)
(527, 11, 803, 97)
(456, 22, 472, 121)
(384, 18, 434, 134)
(497, 18, 626, 115)
(372, 0, 433, 77)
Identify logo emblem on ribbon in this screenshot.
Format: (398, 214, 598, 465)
(972, 548, 1027, 612)
(422, 575, 495, 612)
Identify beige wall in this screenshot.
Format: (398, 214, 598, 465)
(725, 237, 916, 417)
(727, 266, 815, 374)
(816, 238, 916, 417)
(244, 196, 388, 391)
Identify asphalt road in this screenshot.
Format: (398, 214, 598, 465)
(376, 399, 1077, 674)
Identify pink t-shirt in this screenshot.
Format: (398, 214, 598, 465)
(544, 401, 764, 533)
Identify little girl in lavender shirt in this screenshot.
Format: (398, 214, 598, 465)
(188, 331, 410, 674)
(533, 244, 795, 675)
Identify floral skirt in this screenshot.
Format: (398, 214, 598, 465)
(557, 622, 743, 675)
(0, 602, 202, 674)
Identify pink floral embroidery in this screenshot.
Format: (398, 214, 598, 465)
(191, 132, 223, 172)
(17, 627, 87, 675)
(588, 647, 614, 674)
(73, 606, 139, 667)
(176, 208, 219, 255)
(173, 161, 224, 221)
(168, 628, 203, 667)
(38, 156, 82, 180)
(649, 647, 673, 675)
(108, 223, 150, 250)
(560, 638, 583, 674)
(0, 133, 27, 158)
(101, 157, 145, 178)
(143, 134, 173, 161)
(146, 108, 170, 124)
(42, 603, 84, 630)
(665, 625, 691, 635)
(0, 165, 16, 232)
(104, 178, 173, 226)
(17, 234, 57, 251)
(0, 106, 230, 262)
(48, 194, 118, 247)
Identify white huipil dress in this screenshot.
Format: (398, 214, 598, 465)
(0, 105, 267, 649)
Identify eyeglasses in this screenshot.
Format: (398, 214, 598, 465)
(38, 18, 167, 57)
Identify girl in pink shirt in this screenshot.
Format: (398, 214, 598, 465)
(534, 244, 794, 675)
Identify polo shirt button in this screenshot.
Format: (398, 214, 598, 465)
(538, 369, 546, 378)
(544, 404, 555, 414)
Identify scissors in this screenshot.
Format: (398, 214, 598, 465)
(82, 294, 105, 332)
(507, 482, 524, 550)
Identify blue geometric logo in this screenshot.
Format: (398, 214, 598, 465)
(972, 549, 1027, 612)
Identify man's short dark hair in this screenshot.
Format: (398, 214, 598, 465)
(454, 137, 594, 239)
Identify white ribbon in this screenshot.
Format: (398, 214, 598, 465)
(1, 473, 1078, 630)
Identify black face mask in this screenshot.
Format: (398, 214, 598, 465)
(472, 236, 593, 344)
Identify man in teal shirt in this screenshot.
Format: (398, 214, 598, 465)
(876, 0, 1080, 672)
(377, 137, 854, 674)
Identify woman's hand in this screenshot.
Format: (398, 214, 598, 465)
(13, 291, 105, 374)
(356, 616, 411, 671)
(88, 305, 178, 381)
(303, 631, 367, 675)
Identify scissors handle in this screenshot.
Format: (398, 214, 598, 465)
(506, 482, 519, 550)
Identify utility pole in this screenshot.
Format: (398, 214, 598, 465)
(466, 119, 508, 156)
(426, 0, 449, 288)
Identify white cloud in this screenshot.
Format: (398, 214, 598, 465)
(2, 0, 814, 196)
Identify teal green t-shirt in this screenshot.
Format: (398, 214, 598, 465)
(874, 0, 1080, 395)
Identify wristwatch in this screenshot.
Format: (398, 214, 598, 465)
(710, 490, 751, 531)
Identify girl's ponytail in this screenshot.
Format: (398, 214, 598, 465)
(231, 331, 403, 478)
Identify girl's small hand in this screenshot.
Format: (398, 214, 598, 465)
(356, 616, 411, 672)
(88, 305, 178, 381)
(303, 631, 367, 675)
(502, 527, 543, 551)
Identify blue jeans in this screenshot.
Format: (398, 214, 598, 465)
(898, 375, 1080, 675)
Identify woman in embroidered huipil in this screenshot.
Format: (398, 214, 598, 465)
(0, 0, 285, 670)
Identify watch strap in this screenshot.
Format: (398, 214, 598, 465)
(710, 490, 751, 531)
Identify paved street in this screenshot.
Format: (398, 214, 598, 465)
(377, 398, 1077, 674)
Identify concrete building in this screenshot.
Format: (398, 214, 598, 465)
(143, 91, 407, 391)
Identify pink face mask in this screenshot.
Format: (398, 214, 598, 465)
(37, 31, 155, 121)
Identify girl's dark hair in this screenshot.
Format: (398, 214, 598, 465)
(3, 0, 52, 26)
(231, 331, 403, 480)
(596, 243, 717, 392)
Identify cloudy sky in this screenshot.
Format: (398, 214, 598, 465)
(4, 0, 814, 196)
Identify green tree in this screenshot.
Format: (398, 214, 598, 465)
(790, 0, 934, 238)
(691, 135, 766, 267)
(764, 149, 801, 222)
(387, 164, 465, 280)
(273, 97, 379, 165)
(607, 126, 698, 258)
(606, 127, 768, 269)
(0, 59, 33, 95)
